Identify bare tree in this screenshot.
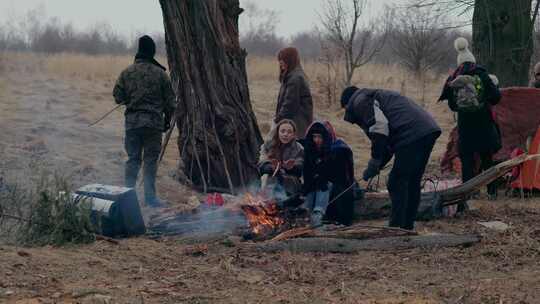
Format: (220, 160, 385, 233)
(316, 36, 344, 106)
(239, 1, 284, 57)
(319, 0, 392, 86)
(290, 31, 322, 61)
(391, 7, 450, 77)
(160, 0, 263, 193)
(390, 6, 451, 104)
(410, 0, 540, 87)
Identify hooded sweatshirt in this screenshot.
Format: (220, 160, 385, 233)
(344, 89, 441, 161)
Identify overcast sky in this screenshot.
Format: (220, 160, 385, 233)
(0, 0, 404, 38)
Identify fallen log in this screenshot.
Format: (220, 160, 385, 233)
(439, 154, 540, 205)
(356, 154, 540, 220)
(257, 234, 480, 253)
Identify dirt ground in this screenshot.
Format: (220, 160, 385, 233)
(1, 54, 540, 304)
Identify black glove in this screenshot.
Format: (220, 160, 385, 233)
(362, 158, 382, 181)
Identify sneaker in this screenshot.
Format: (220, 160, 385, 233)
(310, 211, 323, 227)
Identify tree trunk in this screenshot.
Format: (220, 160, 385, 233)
(472, 0, 533, 87)
(159, 0, 263, 193)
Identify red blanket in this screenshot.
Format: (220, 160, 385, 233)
(441, 87, 540, 173)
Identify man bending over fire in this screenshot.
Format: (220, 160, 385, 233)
(302, 121, 356, 227)
(341, 87, 441, 230)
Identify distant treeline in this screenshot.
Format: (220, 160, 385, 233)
(0, 10, 460, 73)
(2, 5, 539, 75)
(0, 8, 165, 56)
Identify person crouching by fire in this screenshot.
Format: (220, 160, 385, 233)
(302, 121, 356, 227)
(341, 86, 441, 231)
(258, 119, 304, 199)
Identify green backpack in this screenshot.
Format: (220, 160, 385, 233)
(449, 74, 484, 112)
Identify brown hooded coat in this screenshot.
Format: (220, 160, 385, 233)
(275, 48, 313, 138)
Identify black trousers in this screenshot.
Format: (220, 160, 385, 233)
(387, 133, 438, 230)
(460, 151, 496, 195)
(124, 127, 162, 202)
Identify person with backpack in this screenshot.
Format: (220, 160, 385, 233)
(439, 37, 502, 205)
(340, 88, 441, 230)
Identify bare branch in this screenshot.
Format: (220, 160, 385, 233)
(318, 0, 390, 86)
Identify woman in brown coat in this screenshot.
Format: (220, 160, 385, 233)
(275, 47, 313, 138)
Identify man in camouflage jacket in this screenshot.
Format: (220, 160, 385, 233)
(113, 35, 176, 207)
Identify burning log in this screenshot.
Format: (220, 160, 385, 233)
(241, 204, 283, 236)
(147, 191, 306, 241)
(239, 192, 308, 241)
(256, 234, 481, 253)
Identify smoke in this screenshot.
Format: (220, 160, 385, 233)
(148, 178, 295, 238)
(148, 205, 248, 237)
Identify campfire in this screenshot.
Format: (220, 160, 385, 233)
(147, 190, 307, 241)
(240, 193, 286, 238)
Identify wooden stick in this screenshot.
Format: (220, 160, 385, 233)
(269, 224, 417, 242)
(234, 121, 246, 189)
(158, 111, 177, 164)
(212, 117, 235, 195)
(327, 182, 356, 206)
(270, 227, 314, 242)
(271, 162, 281, 178)
(332, 223, 418, 234)
(190, 117, 208, 194)
(88, 104, 123, 127)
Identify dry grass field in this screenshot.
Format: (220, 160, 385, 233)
(1, 52, 539, 303)
(21, 52, 456, 181)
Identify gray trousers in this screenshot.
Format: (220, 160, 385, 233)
(124, 127, 162, 202)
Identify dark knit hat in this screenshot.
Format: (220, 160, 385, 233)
(138, 35, 156, 58)
(340, 86, 359, 108)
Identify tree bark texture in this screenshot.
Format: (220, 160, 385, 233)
(159, 0, 263, 193)
(472, 0, 533, 87)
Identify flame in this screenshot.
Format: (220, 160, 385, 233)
(241, 193, 284, 235)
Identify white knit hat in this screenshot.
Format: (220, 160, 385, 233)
(489, 74, 499, 86)
(455, 37, 476, 66)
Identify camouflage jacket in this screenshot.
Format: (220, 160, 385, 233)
(113, 59, 176, 131)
